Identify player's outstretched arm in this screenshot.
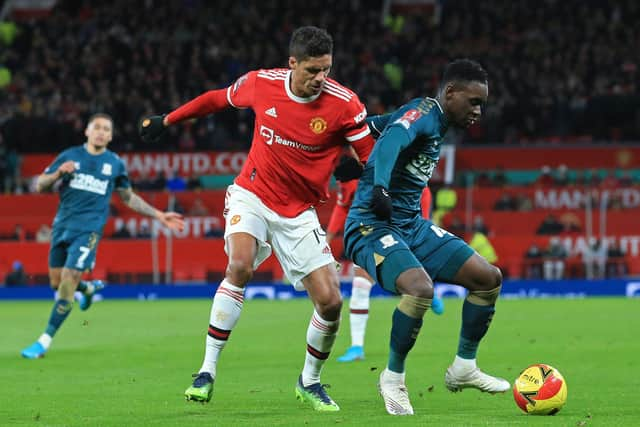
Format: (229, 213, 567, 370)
(139, 89, 231, 143)
(117, 188, 185, 232)
(36, 160, 76, 193)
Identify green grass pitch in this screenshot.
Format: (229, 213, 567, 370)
(1, 297, 638, 426)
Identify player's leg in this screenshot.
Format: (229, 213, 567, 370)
(337, 265, 372, 362)
(442, 252, 510, 393)
(271, 208, 341, 411)
(295, 263, 342, 411)
(185, 232, 260, 402)
(186, 185, 270, 402)
(347, 224, 430, 415)
(22, 267, 82, 358)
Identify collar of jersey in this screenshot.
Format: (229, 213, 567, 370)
(426, 96, 449, 131)
(285, 70, 322, 104)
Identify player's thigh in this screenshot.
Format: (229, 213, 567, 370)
(223, 184, 272, 269)
(48, 227, 68, 271)
(451, 252, 502, 292)
(409, 219, 475, 282)
(63, 230, 101, 272)
(344, 223, 422, 294)
(269, 208, 335, 290)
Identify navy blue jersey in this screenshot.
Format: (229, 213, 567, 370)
(45, 145, 131, 232)
(350, 97, 447, 223)
(365, 113, 392, 138)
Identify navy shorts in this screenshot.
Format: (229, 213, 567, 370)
(344, 216, 473, 294)
(49, 228, 101, 272)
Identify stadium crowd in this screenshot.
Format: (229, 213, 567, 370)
(1, 0, 639, 153)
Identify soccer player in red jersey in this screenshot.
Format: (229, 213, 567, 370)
(139, 26, 374, 411)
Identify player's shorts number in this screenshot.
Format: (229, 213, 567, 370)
(76, 246, 91, 269)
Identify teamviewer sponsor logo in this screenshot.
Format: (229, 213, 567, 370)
(260, 125, 274, 145)
(259, 125, 321, 152)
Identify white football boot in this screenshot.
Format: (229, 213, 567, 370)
(378, 369, 414, 415)
(445, 365, 511, 394)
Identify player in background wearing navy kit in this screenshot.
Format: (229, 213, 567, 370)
(139, 27, 375, 411)
(21, 113, 185, 359)
(344, 60, 510, 415)
(326, 116, 444, 363)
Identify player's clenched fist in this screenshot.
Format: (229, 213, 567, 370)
(371, 185, 393, 221)
(138, 114, 167, 143)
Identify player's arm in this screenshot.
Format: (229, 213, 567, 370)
(36, 160, 76, 193)
(139, 72, 256, 143)
(366, 113, 393, 139)
(117, 188, 184, 231)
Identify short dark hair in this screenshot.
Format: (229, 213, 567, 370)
(289, 26, 333, 61)
(441, 59, 488, 88)
(88, 112, 114, 126)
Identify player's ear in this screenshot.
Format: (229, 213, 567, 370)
(288, 56, 297, 69)
(444, 82, 456, 100)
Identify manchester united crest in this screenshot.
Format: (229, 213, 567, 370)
(309, 117, 327, 134)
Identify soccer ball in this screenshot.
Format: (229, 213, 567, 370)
(513, 363, 567, 415)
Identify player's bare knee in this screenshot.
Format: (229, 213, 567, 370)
(226, 260, 254, 285)
(314, 289, 342, 320)
(395, 268, 433, 299)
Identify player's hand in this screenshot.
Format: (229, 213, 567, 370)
(57, 161, 76, 176)
(158, 211, 185, 232)
(334, 155, 363, 182)
(139, 114, 167, 143)
(371, 185, 392, 221)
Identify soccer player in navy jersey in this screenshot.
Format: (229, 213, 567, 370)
(344, 59, 510, 415)
(327, 115, 444, 364)
(21, 113, 184, 359)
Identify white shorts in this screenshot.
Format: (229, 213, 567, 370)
(223, 184, 335, 290)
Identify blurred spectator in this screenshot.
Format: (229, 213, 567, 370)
(447, 215, 466, 236)
(433, 185, 457, 226)
(35, 224, 52, 243)
(585, 169, 602, 186)
(472, 215, 489, 235)
(186, 174, 202, 190)
(166, 171, 187, 192)
(475, 172, 492, 187)
(543, 237, 568, 280)
(469, 232, 497, 264)
(515, 193, 533, 211)
(137, 223, 152, 239)
(618, 171, 633, 187)
(583, 239, 607, 279)
(7, 224, 27, 241)
(536, 166, 554, 187)
(151, 172, 167, 191)
(524, 243, 543, 279)
(536, 214, 564, 235)
(134, 171, 157, 191)
(188, 198, 210, 216)
(559, 212, 582, 233)
(112, 223, 133, 239)
(5, 260, 28, 286)
(492, 166, 507, 187)
(553, 165, 570, 186)
(605, 241, 627, 278)
(493, 193, 516, 211)
(601, 170, 619, 189)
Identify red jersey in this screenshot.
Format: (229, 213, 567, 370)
(227, 69, 373, 217)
